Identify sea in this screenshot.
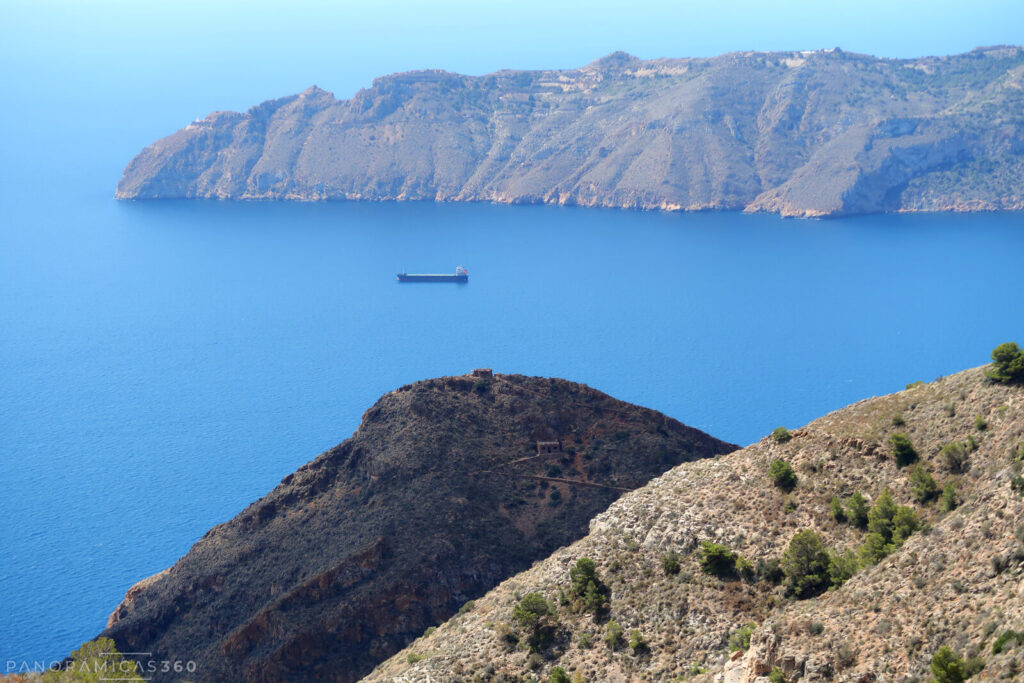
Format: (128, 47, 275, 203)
(3, 1, 1024, 666)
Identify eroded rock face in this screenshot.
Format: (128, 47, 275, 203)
(117, 47, 1024, 217)
(100, 373, 735, 682)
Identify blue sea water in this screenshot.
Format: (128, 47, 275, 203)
(3, 0, 1024, 666)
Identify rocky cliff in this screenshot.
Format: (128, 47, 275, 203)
(116, 47, 1024, 217)
(99, 372, 735, 682)
(368, 365, 1024, 682)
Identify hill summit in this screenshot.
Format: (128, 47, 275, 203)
(100, 372, 735, 682)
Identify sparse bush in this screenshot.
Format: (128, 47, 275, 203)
(782, 530, 832, 598)
(940, 483, 959, 512)
(966, 434, 979, 452)
(930, 645, 966, 683)
(548, 666, 571, 683)
(756, 557, 784, 584)
(771, 427, 792, 443)
(828, 551, 857, 587)
(735, 555, 755, 582)
(836, 643, 857, 669)
(1011, 475, 1024, 496)
(474, 378, 490, 393)
(910, 464, 939, 503)
(846, 492, 869, 528)
(975, 415, 988, 431)
(992, 629, 1022, 654)
(890, 505, 920, 546)
(41, 639, 144, 683)
(728, 623, 756, 651)
(458, 600, 475, 615)
(856, 532, 890, 567)
(768, 668, 786, 683)
(661, 551, 681, 576)
(891, 414, 906, 426)
(513, 593, 557, 651)
(629, 629, 647, 653)
(986, 342, 1024, 384)
(810, 621, 825, 635)
(604, 620, 624, 650)
(575, 631, 593, 649)
(769, 459, 798, 491)
(569, 557, 608, 614)
(964, 656, 985, 677)
(906, 380, 925, 390)
(407, 653, 425, 664)
(698, 541, 737, 578)
(889, 433, 918, 466)
(527, 652, 544, 670)
(829, 496, 846, 522)
(941, 441, 969, 473)
(423, 625, 437, 637)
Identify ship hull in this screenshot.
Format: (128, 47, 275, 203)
(397, 274, 468, 283)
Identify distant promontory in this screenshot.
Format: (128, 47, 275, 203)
(117, 47, 1024, 218)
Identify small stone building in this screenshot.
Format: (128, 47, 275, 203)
(471, 368, 493, 378)
(536, 440, 561, 455)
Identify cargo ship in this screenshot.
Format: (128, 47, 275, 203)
(397, 266, 468, 283)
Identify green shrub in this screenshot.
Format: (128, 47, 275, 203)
(735, 555, 755, 582)
(782, 530, 832, 598)
(1011, 475, 1024, 496)
(423, 625, 437, 637)
(890, 505, 920, 546)
(828, 551, 857, 587)
(629, 629, 647, 653)
(810, 622, 825, 636)
(906, 380, 925, 390)
(407, 653, 425, 664)
(867, 489, 899, 540)
(846, 492, 869, 528)
(966, 434, 979, 452)
(940, 441, 968, 473)
(829, 496, 846, 522)
(513, 593, 557, 651)
(756, 557, 784, 584)
(975, 415, 988, 431)
(661, 551, 681, 576)
(930, 645, 966, 683)
(728, 622, 756, 651)
(992, 629, 1022, 654)
(569, 557, 607, 613)
(698, 541, 737, 578)
(889, 433, 918, 467)
(986, 342, 1024, 384)
(857, 532, 890, 567)
(768, 667, 786, 683)
(769, 459, 798, 491)
(604, 620, 623, 650)
(940, 483, 959, 512)
(891, 414, 906, 426)
(548, 667, 571, 683)
(41, 638, 144, 683)
(910, 464, 939, 503)
(458, 600, 475, 615)
(771, 427, 792, 443)
(576, 631, 593, 649)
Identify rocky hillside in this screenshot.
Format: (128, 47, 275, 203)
(116, 47, 1024, 217)
(99, 372, 735, 682)
(367, 365, 1024, 682)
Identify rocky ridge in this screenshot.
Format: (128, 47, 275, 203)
(367, 367, 1024, 682)
(116, 47, 1024, 218)
(98, 372, 735, 682)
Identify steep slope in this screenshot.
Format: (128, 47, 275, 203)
(116, 47, 1024, 217)
(99, 372, 735, 682)
(368, 366, 1024, 682)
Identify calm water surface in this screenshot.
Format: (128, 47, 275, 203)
(3, 1, 1024, 662)
(2, 196, 1022, 660)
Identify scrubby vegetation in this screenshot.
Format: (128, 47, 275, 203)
(41, 638, 144, 682)
(770, 426, 792, 443)
(986, 342, 1024, 384)
(568, 557, 608, 614)
(769, 458, 798, 491)
(889, 432, 918, 466)
(512, 593, 557, 651)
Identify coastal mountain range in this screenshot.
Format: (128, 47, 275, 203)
(116, 46, 1024, 217)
